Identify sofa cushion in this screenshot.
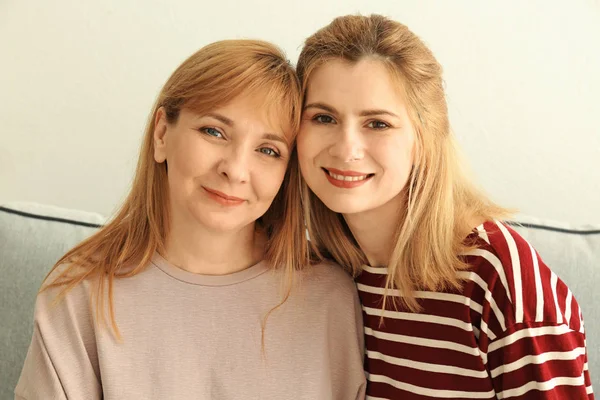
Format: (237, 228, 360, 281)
(0, 202, 104, 400)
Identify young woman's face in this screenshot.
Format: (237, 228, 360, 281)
(154, 95, 290, 233)
(297, 59, 416, 216)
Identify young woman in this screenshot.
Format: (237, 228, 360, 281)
(296, 14, 594, 399)
(15, 40, 366, 399)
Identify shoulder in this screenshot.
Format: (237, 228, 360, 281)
(464, 220, 548, 298)
(463, 220, 583, 333)
(301, 259, 356, 286)
(296, 260, 359, 303)
(34, 264, 96, 330)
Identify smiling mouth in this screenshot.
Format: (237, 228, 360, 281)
(322, 168, 374, 181)
(202, 186, 246, 206)
(321, 168, 374, 188)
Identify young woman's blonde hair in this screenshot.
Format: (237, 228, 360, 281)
(296, 14, 510, 311)
(42, 39, 309, 338)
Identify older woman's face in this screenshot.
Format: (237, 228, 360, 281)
(153, 94, 291, 233)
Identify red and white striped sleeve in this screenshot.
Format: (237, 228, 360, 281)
(474, 221, 594, 399)
(487, 321, 592, 399)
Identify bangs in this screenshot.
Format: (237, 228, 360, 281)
(186, 79, 299, 145)
(163, 40, 301, 143)
(247, 82, 300, 143)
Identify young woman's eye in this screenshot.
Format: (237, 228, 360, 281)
(258, 147, 280, 158)
(367, 120, 390, 130)
(200, 127, 223, 138)
(313, 114, 336, 124)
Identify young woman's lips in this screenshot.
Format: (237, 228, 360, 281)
(322, 168, 374, 189)
(202, 187, 245, 206)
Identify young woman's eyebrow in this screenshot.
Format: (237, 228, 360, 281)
(304, 103, 399, 119)
(303, 102, 338, 114)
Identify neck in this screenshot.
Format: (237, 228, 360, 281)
(343, 192, 406, 267)
(164, 208, 264, 276)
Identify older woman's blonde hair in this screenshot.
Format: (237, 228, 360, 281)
(43, 39, 308, 338)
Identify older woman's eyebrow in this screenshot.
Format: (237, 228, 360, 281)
(203, 112, 234, 126)
(262, 133, 289, 146)
(200, 113, 289, 147)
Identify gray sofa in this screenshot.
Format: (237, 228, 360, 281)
(0, 201, 598, 398)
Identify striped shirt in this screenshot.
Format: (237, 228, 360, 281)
(356, 220, 594, 399)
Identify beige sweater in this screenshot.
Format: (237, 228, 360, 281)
(15, 254, 366, 400)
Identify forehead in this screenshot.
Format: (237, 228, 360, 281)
(187, 93, 295, 142)
(305, 58, 407, 111)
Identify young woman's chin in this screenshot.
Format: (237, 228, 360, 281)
(312, 192, 376, 215)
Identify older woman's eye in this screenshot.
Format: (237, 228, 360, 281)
(257, 147, 281, 158)
(200, 127, 223, 138)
